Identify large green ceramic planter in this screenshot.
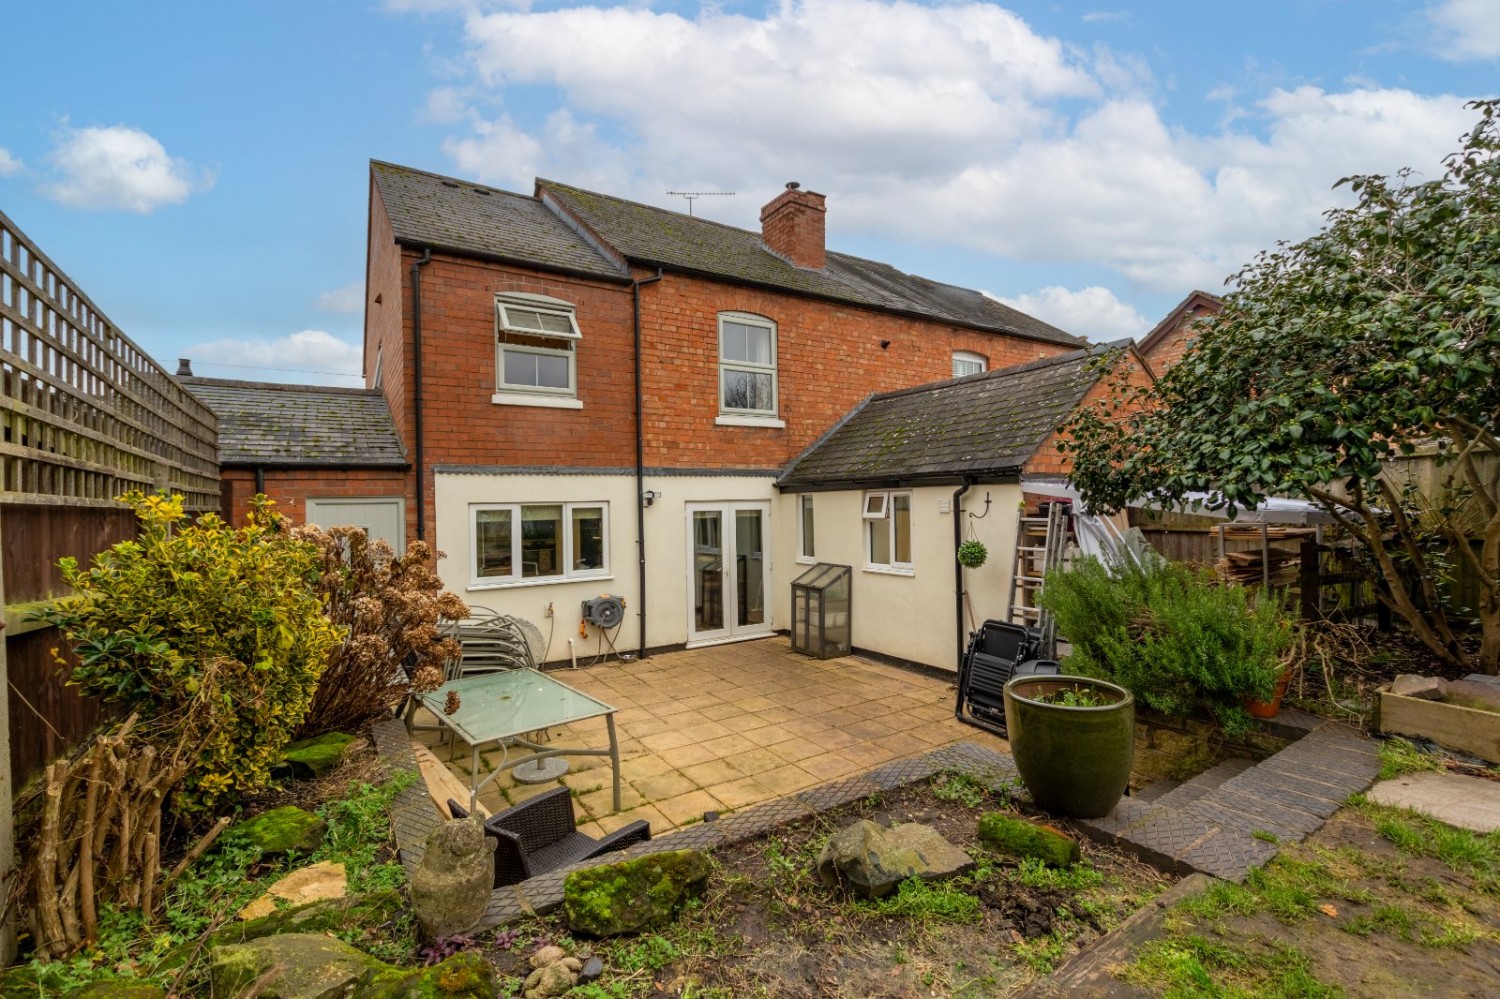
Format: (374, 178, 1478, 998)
(1003, 675, 1134, 819)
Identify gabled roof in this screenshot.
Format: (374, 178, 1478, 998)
(777, 341, 1132, 489)
(371, 161, 629, 282)
(1137, 289, 1223, 357)
(182, 378, 408, 468)
(539, 179, 1083, 346)
(367, 159, 1084, 346)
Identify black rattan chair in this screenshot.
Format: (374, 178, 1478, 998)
(449, 786, 651, 887)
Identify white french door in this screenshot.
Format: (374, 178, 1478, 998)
(685, 502, 772, 646)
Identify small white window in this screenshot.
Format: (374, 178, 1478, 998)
(471, 501, 608, 587)
(953, 351, 986, 378)
(496, 293, 580, 401)
(863, 493, 889, 519)
(719, 312, 778, 417)
(798, 494, 816, 561)
(865, 491, 912, 572)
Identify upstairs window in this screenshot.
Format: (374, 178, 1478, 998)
(953, 351, 986, 378)
(719, 312, 778, 417)
(495, 293, 580, 401)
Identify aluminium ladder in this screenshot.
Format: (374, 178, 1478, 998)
(1004, 501, 1072, 658)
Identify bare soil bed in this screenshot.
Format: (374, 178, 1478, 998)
(487, 774, 1171, 998)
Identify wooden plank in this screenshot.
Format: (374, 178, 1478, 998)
(1377, 691, 1500, 764)
(410, 740, 491, 820)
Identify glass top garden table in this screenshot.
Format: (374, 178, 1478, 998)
(417, 669, 620, 814)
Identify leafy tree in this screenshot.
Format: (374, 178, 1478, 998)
(1066, 100, 1500, 675)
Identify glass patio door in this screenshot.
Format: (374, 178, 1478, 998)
(686, 502, 771, 645)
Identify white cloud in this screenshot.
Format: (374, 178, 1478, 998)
(44, 125, 213, 213)
(995, 285, 1148, 341)
(1082, 11, 1130, 23)
(186, 330, 363, 386)
(314, 281, 365, 314)
(1428, 0, 1500, 60)
(413, 1, 1476, 293)
(0, 148, 22, 177)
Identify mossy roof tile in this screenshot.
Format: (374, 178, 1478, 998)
(183, 378, 408, 467)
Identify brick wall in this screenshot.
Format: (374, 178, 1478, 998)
(367, 182, 407, 442)
(220, 467, 412, 539)
(1140, 301, 1219, 375)
(1024, 351, 1155, 477)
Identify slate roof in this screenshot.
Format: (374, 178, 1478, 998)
(368, 160, 1083, 346)
(778, 341, 1131, 489)
(1137, 289, 1223, 356)
(371, 161, 627, 281)
(182, 378, 408, 468)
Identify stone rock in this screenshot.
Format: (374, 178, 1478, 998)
(203, 890, 404, 953)
(563, 849, 712, 936)
(1391, 674, 1448, 700)
(282, 732, 356, 778)
(1444, 679, 1500, 714)
(409, 817, 495, 940)
(523, 961, 577, 999)
(76, 983, 166, 998)
(977, 813, 1081, 867)
(232, 806, 326, 856)
(209, 932, 382, 998)
(237, 860, 347, 920)
(579, 956, 604, 983)
(815, 820, 975, 899)
(362, 951, 496, 998)
(1463, 673, 1500, 688)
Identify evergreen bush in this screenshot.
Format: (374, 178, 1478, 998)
(1039, 556, 1296, 737)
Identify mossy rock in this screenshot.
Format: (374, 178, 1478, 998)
(232, 805, 326, 856)
(360, 951, 496, 998)
(75, 983, 168, 999)
(563, 849, 711, 936)
(210, 932, 385, 997)
(282, 732, 356, 778)
(978, 813, 1081, 867)
(205, 890, 406, 951)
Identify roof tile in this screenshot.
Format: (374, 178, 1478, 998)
(183, 378, 408, 467)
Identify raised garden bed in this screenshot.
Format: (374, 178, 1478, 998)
(1378, 688, 1500, 764)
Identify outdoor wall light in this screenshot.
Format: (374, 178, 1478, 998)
(642, 489, 662, 507)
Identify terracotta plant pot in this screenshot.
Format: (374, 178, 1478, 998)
(1003, 675, 1134, 819)
(1244, 670, 1293, 720)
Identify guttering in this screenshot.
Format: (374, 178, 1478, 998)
(254, 466, 266, 496)
(410, 248, 433, 540)
(393, 238, 632, 287)
(633, 268, 664, 662)
(953, 478, 973, 671)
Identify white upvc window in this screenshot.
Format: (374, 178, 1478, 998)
(864, 490, 913, 573)
(495, 293, 581, 404)
(718, 312, 778, 417)
(798, 494, 816, 562)
(471, 501, 609, 587)
(953, 351, 986, 378)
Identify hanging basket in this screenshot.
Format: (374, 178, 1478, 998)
(956, 539, 988, 568)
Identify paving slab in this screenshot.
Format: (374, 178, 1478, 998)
(1365, 771, 1500, 833)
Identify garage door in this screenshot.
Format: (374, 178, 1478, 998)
(305, 497, 405, 550)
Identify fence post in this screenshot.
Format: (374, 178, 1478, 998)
(0, 507, 14, 964)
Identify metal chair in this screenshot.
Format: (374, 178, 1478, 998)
(955, 619, 1060, 738)
(440, 608, 545, 679)
(449, 787, 651, 887)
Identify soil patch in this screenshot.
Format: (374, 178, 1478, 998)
(487, 774, 1171, 998)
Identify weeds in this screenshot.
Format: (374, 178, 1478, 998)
(932, 771, 991, 809)
(1378, 737, 1446, 781)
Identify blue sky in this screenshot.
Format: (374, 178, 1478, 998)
(1, 1, 1494, 386)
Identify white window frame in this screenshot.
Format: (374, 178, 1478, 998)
(797, 493, 816, 563)
(717, 311, 779, 420)
(864, 490, 913, 575)
(469, 501, 610, 588)
(494, 292, 582, 407)
(953, 351, 986, 378)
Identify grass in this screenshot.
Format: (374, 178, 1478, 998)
(857, 876, 984, 923)
(1377, 737, 1447, 781)
(1124, 938, 1343, 999)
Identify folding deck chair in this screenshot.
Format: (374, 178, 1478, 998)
(954, 619, 1061, 738)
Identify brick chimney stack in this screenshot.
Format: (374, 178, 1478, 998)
(760, 181, 826, 270)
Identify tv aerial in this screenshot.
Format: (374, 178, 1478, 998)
(667, 190, 735, 216)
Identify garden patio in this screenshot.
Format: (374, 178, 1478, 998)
(409, 637, 1002, 836)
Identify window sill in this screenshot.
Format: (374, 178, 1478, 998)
(492, 392, 583, 409)
(468, 574, 612, 591)
(715, 414, 785, 428)
(863, 565, 915, 577)
(795, 555, 817, 565)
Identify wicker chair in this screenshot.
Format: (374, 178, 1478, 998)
(449, 787, 651, 887)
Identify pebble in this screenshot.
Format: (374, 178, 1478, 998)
(579, 956, 604, 984)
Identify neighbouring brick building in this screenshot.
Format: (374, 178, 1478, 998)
(1137, 289, 1223, 376)
(181, 370, 411, 546)
(364, 161, 1093, 669)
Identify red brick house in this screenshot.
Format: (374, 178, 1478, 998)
(363, 162, 1087, 666)
(1136, 289, 1223, 376)
(180, 370, 410, 546)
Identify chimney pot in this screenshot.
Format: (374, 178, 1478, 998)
(176, 358, 193, 377)
(760, 183, 826, 270)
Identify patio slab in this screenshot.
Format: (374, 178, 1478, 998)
(410, 636, 1004, 834)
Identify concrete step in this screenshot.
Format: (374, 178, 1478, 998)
(1153, 757, 1255, 809)
(1132, 778, 1182, 803)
